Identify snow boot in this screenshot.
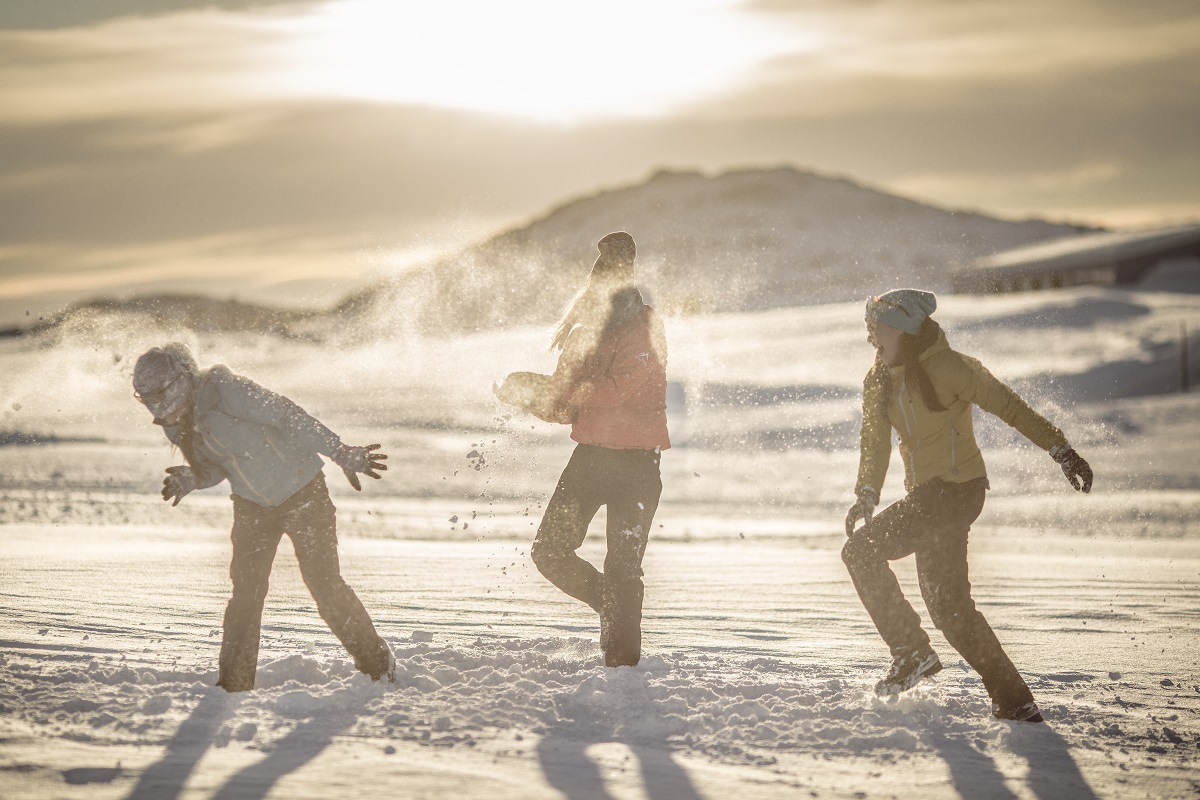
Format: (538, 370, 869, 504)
(992, 700, 1044, 723)
(875, 644, 942, 696)
(600, 581, 643, 668)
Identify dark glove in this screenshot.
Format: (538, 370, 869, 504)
(844, 486, 879, 536)
(162, 465, 196, 506)
(1051, 445, 1092, 493)
(332, 443, 387, 491)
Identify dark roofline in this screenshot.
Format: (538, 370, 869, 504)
(970, 224, 1200, 273)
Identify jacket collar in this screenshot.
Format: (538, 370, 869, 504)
(887, 327, 951, 378)
(918, 326, 951, 363)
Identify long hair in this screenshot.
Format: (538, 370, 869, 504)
(867, 318, 947, 415)
(550, 274, 643, 353)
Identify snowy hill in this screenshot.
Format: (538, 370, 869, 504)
(0, 293, 326, 340)
(342, 167, 1095, 331)
(7, 167, 1098, 340)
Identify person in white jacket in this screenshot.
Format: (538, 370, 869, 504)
(132, 343, 391, 692)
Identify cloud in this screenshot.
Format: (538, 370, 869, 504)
(0, 1, 305, 31)
(695, 0, 1200, 120)
(0, 1, 805, 127)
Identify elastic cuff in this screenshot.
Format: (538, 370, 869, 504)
(1048, 443, 1070, 459)
(857, 486, 880, 504)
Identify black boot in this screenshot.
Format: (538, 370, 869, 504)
(875, 643, 942, 696)
(992, 699, 1044, 722)
(600, 579, 643, 668)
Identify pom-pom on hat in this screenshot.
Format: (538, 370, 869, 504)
(865, 289, 937, 336)
(590, 231, 636, 278)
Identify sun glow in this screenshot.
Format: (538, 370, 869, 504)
(258, 0, 804, 122)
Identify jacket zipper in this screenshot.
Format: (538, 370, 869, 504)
(950, 424, 957, 473)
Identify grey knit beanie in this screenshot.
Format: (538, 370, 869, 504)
(865, 289, 937, 336)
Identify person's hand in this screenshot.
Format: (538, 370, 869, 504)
(1051, 446, 1093, 493)
(332, 443, 387, 491)
(162, 465, 197, 506)
(844, 486, 879, 536)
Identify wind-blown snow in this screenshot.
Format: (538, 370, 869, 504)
(2, 286, 1199, 798)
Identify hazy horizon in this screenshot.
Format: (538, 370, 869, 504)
(1, 0, 1198, 325)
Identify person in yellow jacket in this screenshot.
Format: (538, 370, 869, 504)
(843, 288, 1093, 723)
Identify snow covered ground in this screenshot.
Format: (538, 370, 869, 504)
(2, 286, 1199, 798)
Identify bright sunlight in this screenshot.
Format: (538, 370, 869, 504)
(258, 0, 809, 123)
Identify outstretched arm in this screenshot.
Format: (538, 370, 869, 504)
(212, 368, 343, 455)
(212, 367, 387, 490)
(950, 354, 1092, 492)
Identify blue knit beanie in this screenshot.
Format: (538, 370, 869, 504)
(865, 289, 937, 336)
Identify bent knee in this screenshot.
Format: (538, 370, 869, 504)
(841, 536, 871, 569)
(529, 540, 560, 573)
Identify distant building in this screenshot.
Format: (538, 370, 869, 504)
(951, 224, 1200, 294)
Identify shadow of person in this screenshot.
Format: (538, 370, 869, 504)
(925, 728, 1019, 800)
(127, 687, 241, 800)
(211, 685, 368, 800)
(537, 735, 612, 800)
(926, 721, 1099, 800)
(536, 668, 700, 800)
(1007, 722, 1099, 800)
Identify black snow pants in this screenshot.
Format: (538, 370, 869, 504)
(841, 477, 1035, 709)
(531, 444, 662, 667)
(217, 472, 389, 692)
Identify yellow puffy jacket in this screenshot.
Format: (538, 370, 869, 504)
(855, 327, 1067, 495)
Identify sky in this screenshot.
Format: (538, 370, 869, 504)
(1, 0, 1198, 324)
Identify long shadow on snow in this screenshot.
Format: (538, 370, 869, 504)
(536, 669, 700, 800)
(926, 723, 1097, 800)
(926, 728, 1019, 800)
(126, 687, 241, 800)
(211, 686, 366, 800)
(1009, 724, 1099, 800)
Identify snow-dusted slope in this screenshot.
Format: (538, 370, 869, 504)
(343, 167, 1093, 331)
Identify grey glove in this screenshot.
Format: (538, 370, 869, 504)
(162, 465, 197, 507)
(1051, 445, 1093, 493)
(331, 443, 387, 491)
(844, 486, 879, 536)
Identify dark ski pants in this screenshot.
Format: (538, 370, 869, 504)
(841, 477, 1034, 709)
(531, 444, 662, 666)
(217, 473, 389, 692)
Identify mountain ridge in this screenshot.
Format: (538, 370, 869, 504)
(11, 166, 1100, 337)
(341, 165, 1097, 330)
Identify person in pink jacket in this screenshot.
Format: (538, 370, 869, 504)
(496, 232, 669, 667)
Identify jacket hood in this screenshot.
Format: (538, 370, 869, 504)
(917, 326, 951, 363)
